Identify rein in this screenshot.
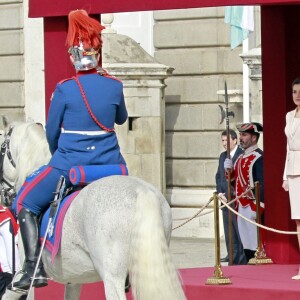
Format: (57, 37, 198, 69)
(0, 127, 16, 207)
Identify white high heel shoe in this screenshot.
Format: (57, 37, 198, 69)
(292, 274, 300, 280)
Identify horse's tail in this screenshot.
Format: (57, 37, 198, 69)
(129, 189, 186, 300)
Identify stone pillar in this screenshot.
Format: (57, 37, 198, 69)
(0, 0, 25, 121)
(240, 47, 262, 124)
(101, 14, 173, 193)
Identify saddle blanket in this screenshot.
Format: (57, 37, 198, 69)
(40, 190, 80, 262)
(40, 164, 128, 262)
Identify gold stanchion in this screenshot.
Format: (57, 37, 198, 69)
(227, 167, 234, 266)
(206, 192, 232, 285)
(248, 181, 273, 265)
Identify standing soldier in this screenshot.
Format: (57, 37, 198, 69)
(224, 122, 264, 262)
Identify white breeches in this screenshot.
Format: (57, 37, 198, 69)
(237, 205, 258, 251)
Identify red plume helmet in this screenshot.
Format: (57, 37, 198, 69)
(67, 10, 105, 71)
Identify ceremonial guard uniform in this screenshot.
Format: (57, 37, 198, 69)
(0, 205, 19, 297)
(46, 70, 127, 172)
(0, 205, 18, 234)
(225, 122, 264, 260)
(233, 144, 264, 251)
(12, 10, 128, 290)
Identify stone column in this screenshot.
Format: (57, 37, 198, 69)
(240, 47, 262, 124)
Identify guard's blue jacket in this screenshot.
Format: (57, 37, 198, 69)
(46, 69, 127, 171)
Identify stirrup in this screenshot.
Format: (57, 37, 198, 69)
(31, 274, 48, 288)
(7, 285, 28, 296)
(7, 273, 29, 296)
(9, 269, 31, 291)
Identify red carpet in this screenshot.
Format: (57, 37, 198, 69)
(35, 264, 300, 299)
(181, 264, 300, 300)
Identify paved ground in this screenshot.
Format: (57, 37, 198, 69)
(169, 237, 227, 269)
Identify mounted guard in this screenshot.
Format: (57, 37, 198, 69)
(10, 9, 128, 292)
(2, 9, 185, 300)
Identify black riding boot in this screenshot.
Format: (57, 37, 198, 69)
(13, 208, 48, 290)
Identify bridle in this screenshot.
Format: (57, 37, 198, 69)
(0, 126, 17, 207)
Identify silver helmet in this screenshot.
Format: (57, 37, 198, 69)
(68, 42, 98, 71)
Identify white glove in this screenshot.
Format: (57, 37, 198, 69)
(224, 158, 233, 171)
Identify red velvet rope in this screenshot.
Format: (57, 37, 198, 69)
(73, 76, 115, 132)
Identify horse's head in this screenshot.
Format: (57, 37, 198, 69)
(0, 119, 51, 206)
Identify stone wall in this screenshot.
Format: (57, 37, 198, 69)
(102, 32, 173, 192)
(0, 0, 25, 121)
(3, 6, 263, 239)
(153, 7, 245, 237)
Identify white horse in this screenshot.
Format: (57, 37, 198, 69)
(1, 120, 186, 300)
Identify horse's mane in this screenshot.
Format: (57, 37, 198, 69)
(8, 121, 51, 192)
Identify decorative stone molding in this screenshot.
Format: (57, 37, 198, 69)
(240, 47, 263, 126)
(240, 47, 262, 80)
(101, 13, 117, 34)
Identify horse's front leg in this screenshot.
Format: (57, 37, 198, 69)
(64, 283, 82, 300)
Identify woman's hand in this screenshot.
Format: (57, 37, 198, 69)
(282, 180, 289, 192)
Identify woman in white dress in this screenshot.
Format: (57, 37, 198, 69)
(282, 77, 300, 280)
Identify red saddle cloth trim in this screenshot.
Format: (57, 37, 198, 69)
(41, 190, 80, 263)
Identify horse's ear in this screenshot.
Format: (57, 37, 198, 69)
(35, 122, 44, 129)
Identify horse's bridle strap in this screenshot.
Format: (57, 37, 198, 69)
(3, 127, 16, 168)
(0, 126, 16, 206)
